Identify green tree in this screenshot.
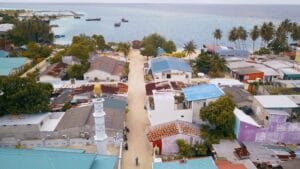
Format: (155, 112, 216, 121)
(260, 22, 274, 47)
(291, 23, 300, 43)
(237, 26, 248, 50)
(183, 40, 197, 61)
(213, 29, 222, 45)
(268, 25, 290, 54)
(194, 52, 226, 77)
(116, 42, 131, 60)
(67, 63, 89, 80)
(140, 33, 176, 57)
(140, 44, 156, 59)
(0, 77, 53, 116)
(92, 34, 106, 51)
(176, 139, 192, 158)
(66, 43, 89, 62)
(250, 25, 260, 53)
(20, 42, 52, 62)
(200, 96, 235, 143)
(162, 40, 176, 53)
(8, 16, 53, 45)
(228, 27, 239, 48)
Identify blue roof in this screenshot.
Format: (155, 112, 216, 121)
(183, 84, 224, 101)
(32, 147, 85, 153)
(0, 50, 9, 58)
(150, 57, 192, 74)
(153, 157, 217, 169)
(0, 148, 117, 169)
(0, 57, 27, 76)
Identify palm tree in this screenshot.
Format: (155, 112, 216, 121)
(250, 25, 260, 53)
(213, 29, 222, 46)
(237, 26, 248, 50)
(228, 27, 238, 48)
(183, 41, 197, 62)
(260, 22, 275, 47)
(291, 23, 300, 43)
(117, 42, 131, 61)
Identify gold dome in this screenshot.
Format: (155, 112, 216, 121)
(94, 83, 102, 97)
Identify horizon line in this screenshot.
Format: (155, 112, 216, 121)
(0, 2, 300, 5)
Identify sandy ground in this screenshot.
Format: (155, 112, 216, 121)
(122, 50, 153, 169)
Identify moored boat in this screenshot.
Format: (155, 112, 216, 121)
(85, 18, 101, 21)
(114, 22, 121, 27)
(121, 18, 129, 22)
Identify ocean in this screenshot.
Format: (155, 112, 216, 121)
(1, 3, 300, 48)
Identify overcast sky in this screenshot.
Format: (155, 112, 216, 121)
(0, 0, 299, 4)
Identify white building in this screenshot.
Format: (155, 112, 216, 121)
(147, 84, 224, 126)
(0, 24, 14, 35)
(39, 63, 67, 83)
(84, 56, 125, 82)
(148, 57, 192, 83)
(62, 56, 81, 65)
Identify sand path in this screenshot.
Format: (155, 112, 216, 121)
(122, 50, 153, 169)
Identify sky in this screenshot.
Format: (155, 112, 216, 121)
(0, 0, 299, 4)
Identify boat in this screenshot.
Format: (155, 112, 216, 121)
(85, 18, 101, 21)
(114, 22, 121, 27)
(54, 35, 65, 39)
(121, 18, 129, 22)
(74, 16, 81, 19)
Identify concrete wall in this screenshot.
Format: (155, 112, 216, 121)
(161, 134, 202, 155)
(236, 113, 300, 144)
(153, 70, 191, 83)
(192, 98, 218, 124)
(84, 70, 120, 82)
(39, 75, 61, 83)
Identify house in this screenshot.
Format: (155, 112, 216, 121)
(145, 81, 185, 96)
(152, 157, 217, 169)
(0, 23, 14, 35)
(222, 87, 252, 107)
(84, 56, 125, 81)
(203, 44, 250, 58)
(0, 148, 117, 169)
(148, 57, 192, 83)
(280, 68, 300, 80)
(147, 120, 201, 155)
(209, 78, 244, 87)
(234, 101, 300, 144)
(231, 67, 264, 83)
(252, 95, 299, 121)
(182, 84, 224, 124)
(62, 55, 81, 65)
(39, 63, 67, 82)
(147, 91, 193, 125)
(0, 57, 28, 76)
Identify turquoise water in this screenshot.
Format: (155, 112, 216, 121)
(1, 3, 300, 48)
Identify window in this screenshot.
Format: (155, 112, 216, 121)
(181, 115, 184, 118)
(266, 116, 269, 120)
(166, 74, 171, 79)
(186, 74, 189, 78)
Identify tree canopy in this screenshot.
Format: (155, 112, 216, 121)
(8, 16, 53, 45)
(183, 41, 197, 57)
(66, 63, 90, 80)
(20, 42, 52, 62)
(140, 33, 176, 57)
(194, 52, 226, 78)
(200, 96, 235, 144)
(0, 77, 53, 116)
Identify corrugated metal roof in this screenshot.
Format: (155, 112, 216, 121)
(0, 148, 117, 169)
(183, 84, 224, 101)
(150, 57, 192, 74)
(153, 157, 217, 169)
(0, 57, 27, 76)
(254, 95, 298, 108)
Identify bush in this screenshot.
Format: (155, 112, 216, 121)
(254, 47, 271, 55)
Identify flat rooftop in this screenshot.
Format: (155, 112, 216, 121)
(254, 95, 298, 108)
(183, 84, 224, 101)
(0, 113, 48, 126)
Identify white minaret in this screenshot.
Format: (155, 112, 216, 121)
(93, 84, 108, 154)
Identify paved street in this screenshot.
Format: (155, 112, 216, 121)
(122, 50, 153, 169)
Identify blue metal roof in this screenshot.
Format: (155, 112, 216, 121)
(0, 57, 27, 76)
(183, 84, 224, 101)
(150, 57, 192, 74)
(0, 50, 9, 58)
(153, 157, 217, 169)
(32, 147, 85, 153)
(0, 148, 117, 169)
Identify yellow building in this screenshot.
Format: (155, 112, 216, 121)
(295, 49, 300, 63)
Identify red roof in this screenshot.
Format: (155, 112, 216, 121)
(215, 160, 247, 169)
